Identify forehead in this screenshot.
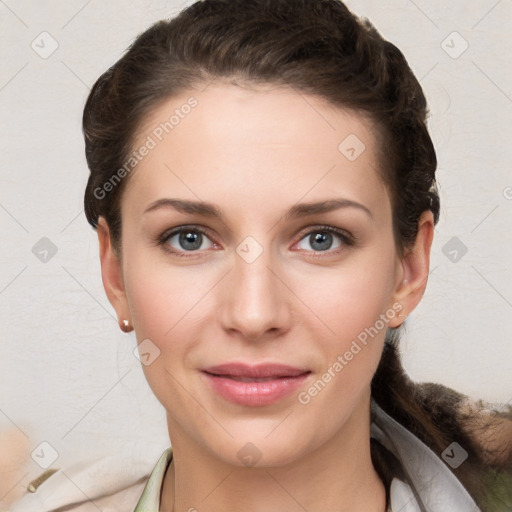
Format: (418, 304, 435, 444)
(122, 81, 390, 221)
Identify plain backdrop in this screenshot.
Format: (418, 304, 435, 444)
(1, 0, 511, 483)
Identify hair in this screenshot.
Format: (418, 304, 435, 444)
(82, 0, 512, 509)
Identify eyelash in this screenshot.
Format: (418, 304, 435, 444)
(156, 224, 355, 259)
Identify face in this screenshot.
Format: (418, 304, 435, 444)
(98, 80, 430, 468)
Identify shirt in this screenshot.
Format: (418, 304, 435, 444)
(9, 398, 482, 512)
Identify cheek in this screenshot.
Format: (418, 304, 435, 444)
(289, 248, 399, 399)
(123, 261, 206, 408)
(122, 251, 224, 354)
(291, 263, 395, 430)
(300, 277, 389, 383)
(124, 253, 210, 340)
(292, 251, 398, 342)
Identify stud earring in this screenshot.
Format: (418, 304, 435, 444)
(120, 319, 132, 333)
(397, 312, 407, 324)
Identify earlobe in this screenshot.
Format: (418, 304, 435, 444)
(97, 217, 132, 331)
(388, 211, 435, 328)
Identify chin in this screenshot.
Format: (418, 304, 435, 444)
(202, 424, 317, 469)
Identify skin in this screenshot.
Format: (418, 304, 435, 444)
(97, 80, 434, 512)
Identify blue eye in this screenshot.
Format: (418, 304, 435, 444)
(160, 227, 215, 256)
(295, 226, 353, 253)
(157, 224, 354, 258)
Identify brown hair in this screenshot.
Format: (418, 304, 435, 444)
(82, 0, 512, 508)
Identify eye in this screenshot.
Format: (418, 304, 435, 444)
(156, 224, 354, 258)
(295, 226, 353, 253)
(159, 226, 216, 256)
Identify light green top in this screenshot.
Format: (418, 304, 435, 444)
(133, 447, 173, 512)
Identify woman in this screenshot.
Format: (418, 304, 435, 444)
(10, 0, 511, 511)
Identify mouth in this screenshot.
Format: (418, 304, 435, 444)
(201, 362, 310, 379)
(204, 374, 301, 382)
(200, 362, 311, 406)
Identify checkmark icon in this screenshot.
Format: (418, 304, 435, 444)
(31, 31, 59, 59)
(31, 441, 59, 469)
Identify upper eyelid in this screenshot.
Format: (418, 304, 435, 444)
(163, 224, 216, 241)
(162, 224, 352, 250)
(293, 226, 354, 251)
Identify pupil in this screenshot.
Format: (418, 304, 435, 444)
(311, 232, 332, 251)
(180, 231, 202, 250)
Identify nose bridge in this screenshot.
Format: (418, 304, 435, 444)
(220, 235, 289, 338)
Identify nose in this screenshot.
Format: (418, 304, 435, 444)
(218, 241, 293, 342)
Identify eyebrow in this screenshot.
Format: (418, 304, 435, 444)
(143, 197, 373, 220)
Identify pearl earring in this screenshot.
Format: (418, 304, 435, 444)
(120, 319, 132, 332)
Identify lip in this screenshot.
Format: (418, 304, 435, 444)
(202, 362, 309, 378)
(200, 362, 311, 406)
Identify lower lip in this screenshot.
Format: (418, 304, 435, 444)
(201, 371, 310, 406)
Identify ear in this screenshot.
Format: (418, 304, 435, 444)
(97, 216, 131, 329)
(387, 210, 435, 328)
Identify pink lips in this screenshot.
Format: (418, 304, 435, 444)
(201, 363, 311, 406)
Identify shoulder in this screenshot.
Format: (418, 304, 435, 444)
(8, 454, 152, 512)
(417, 381, 512, 465)
(457, 396, 512, 466)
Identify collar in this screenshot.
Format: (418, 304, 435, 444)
(133, 448, 172, 512)
(133, 400, 482, 512)
(370, 398, 481, 511)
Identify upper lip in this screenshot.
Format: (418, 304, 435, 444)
(202, 363, 310, 378)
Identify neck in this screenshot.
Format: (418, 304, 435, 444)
(160, 392, 386, 512)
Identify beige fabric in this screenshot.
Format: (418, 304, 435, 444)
(8, 454, 152, 512)
(8, 478, 147, 512)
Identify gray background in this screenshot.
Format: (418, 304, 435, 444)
(1, 0, 511, 485)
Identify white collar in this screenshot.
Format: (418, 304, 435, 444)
(370, 398, 481, 511)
